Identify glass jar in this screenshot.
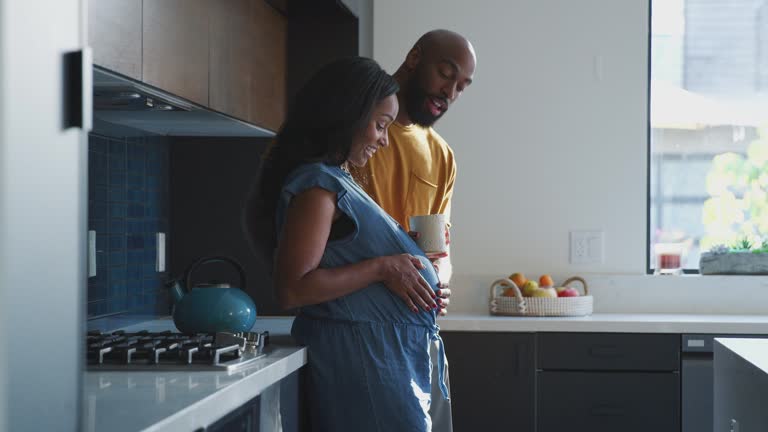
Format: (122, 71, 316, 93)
(654, 243, 684, 275)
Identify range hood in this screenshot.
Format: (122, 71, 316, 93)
(92, 66, 275, 138)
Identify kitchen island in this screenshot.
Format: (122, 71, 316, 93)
(714, 338, 768, 431)
(83, 317, 305, 432)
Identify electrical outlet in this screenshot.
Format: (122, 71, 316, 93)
(570, 230, 604, 264)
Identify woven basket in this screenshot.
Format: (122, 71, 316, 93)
(489, 276, 593, 317)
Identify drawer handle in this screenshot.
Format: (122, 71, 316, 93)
(590, 405, 626, 417)
(588, 345, 622, 358)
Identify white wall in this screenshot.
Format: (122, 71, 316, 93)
(373, 0, 768, 314)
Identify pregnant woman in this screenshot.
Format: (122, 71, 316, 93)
(244, 56, 447, 431)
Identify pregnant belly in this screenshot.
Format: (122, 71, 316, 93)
(416, 255, 440, 290)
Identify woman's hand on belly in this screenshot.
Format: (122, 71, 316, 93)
(376, 254, 438, 313)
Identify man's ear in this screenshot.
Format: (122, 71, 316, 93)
(405, 45, 422, 71)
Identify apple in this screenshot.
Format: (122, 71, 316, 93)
(556, 287, 580, 297)
(521, 280, 539, 296)
(529, 287, 557, 298)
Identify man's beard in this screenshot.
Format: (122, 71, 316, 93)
(404, 73, 446, 127)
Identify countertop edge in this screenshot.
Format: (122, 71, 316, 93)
(436, 313, 768, 334)
(144, 346, 307, 432)
(84, 317, 306, 432)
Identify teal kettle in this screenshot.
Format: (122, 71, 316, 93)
(168, 256, 257, 334)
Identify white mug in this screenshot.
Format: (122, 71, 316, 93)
(408, 214, 448, 254)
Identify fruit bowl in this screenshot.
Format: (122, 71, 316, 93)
(489, 276, 593, 317)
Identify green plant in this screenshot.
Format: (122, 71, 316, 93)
(733, 237, 753, 250)
(753, 239, 768, 254)
(701, 126, 768, 251)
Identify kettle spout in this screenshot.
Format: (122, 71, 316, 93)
(166, 279, 185, 304)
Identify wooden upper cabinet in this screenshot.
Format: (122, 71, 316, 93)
(142, 0, 210, 106)
(210, 0, 253, 122)
(210, 0, 286, 131)
(249, 0, 286, 131)
(89, 0, 142, 79)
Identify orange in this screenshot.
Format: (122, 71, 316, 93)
(502, 287, 517, 297)
(539, 274, 554, 287)
(509, 272, 527, 288)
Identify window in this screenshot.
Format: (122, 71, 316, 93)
(649, 0, 768, 272)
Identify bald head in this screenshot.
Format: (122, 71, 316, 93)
(395, 30, 476, 127)
(414, 29, 476, 64)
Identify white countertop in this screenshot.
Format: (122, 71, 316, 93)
(716, 338, 768, 375)
(436, 313, 768, 334)
(83, 317, 305, 432)
(83, 312, 768, 431)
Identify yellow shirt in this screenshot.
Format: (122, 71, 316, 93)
(361, 122, 456, 232)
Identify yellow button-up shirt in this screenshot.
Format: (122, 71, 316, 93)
(360, 122, 456, 232)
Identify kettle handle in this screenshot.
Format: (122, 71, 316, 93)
(185, 256, 247, 292)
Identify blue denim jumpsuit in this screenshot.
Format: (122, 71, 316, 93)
(276, 163, 447, 432)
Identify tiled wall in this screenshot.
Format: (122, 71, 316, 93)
(87, 133, 170, 318)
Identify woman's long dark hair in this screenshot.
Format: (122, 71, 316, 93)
(242, 57, 399, 258)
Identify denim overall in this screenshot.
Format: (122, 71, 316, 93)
(276, 163, 447, 432)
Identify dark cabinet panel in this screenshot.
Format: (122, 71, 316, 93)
(168, 137, 279, 316)
(89, 0, 142, 79)
(207, 395, 261, 432)
(441, 332, 535, 432)
(206, 368, 304, 432)
(286, 0, 358, 103)
(209, 0, 286, 130)
(537, 371, 680, 432)
(143, 0, 210, 106)
(209, 0, 253, 122)
(248, 0, 286, 130)
(537, 332, 680, 371)
(714, 340, 768, 432)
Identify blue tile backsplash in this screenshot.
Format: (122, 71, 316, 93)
(87, 133, 170, 318)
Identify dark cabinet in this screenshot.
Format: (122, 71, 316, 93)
(89, 0, 142, 79)
(168, 0, 360, 317)
(206, 369, 303, 432)
(536, 333, 680, 432)
(247, 0, 286, 130)
(538, 371, 679, 432)
(714, 339, 768, 432)
(143, 0, 210, 106)
(441, 332, 535, 432)
(209, 0, 286, 130)
(207, 395, 261, 432)
(92, 0, 287, 128)
(537, 332, 680, 371)
(285, 0, 359, 103)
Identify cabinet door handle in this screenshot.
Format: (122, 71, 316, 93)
(62, 47, 93, 131)
(588, 345, 622, 358)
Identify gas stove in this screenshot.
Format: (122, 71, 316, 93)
(86, 329, 270, 372)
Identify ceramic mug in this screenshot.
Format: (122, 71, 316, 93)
(408, 214, 448, 254)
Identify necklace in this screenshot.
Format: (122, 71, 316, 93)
(340, 163, 351, 174)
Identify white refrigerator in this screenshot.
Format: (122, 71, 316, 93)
(0, 0, 89, 431)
